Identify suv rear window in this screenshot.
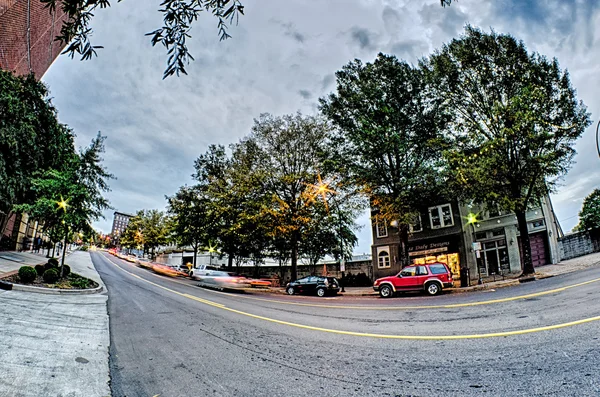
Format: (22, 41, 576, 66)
(429, 264, 448, 274)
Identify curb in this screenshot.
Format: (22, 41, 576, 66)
(8, 282, 104, 295)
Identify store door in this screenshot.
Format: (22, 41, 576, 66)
(529, 232, 547, 267)
(484, 250, 499, 275)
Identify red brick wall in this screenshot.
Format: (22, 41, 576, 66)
(0, 0, 67, 79)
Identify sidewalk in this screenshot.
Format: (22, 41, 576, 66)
(0, 251, 53, 276)
(0, 251, 110, 397)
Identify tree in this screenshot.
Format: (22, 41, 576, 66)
(45, 1, 456, 78)
(0, 70, 75, 242)
(16, 133, 114, 272)
(243, 113, 360, 281)
(166, 185, 214, 266)
(122, 210, 169, 257)
(320, 53, 449, 268)
(426, 26, 590, 275)
(42, 0, 244, 78)
(576, 189, 600, 231)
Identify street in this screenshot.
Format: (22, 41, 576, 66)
(93, 251, 600, 396)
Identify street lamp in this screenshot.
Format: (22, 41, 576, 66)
(466, 212, 482, 285)
(310, 176, 346, 292)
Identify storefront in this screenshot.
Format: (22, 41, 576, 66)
(408, 235, 462, 280)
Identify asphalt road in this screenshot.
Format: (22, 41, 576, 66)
(92, 252, 600, 397)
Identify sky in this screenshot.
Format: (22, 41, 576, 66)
(42, 0, 600, 255)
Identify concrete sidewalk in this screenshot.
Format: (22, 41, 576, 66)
(0, 251, 110, 397)
(0, 251, 52, 276)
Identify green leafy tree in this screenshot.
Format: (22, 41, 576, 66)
(122, 210, 169, 257)
(167, 185, 214, 266)
(575, 189, 600, 231)
(426, 26, 591, 275)
(16, 133, 113, 273)
(242, 113, 361, 280)
(0, 70, 75, 242)
(320, 53, 449, 267)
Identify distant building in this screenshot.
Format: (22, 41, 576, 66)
(371, 196, 562, 282)
(0, 0, 67, 77)
(111, 211, 133, 244)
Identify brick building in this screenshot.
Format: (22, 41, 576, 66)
(0, 1, 68, 250)
(371, 197, 562, 283)
(0, 0, 67, 77)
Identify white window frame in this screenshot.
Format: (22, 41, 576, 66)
(376, 221, 388, 238)
(377, 246, 391, 269)
(410, 214, 423, 233)
(428, 204, 454, 229)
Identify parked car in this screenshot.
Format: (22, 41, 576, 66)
(285, 276, 340, 297)
(125, 254, 138, 263)
(373, 263, 454, 298)
(196, 271, 251, 291)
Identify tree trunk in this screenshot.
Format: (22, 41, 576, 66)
(60, 226, 68, 278)
(516, 209, 535, 275)
(52, 242, 56, 258)
(290, 234, 298, 281)
(228, 253, 233, 270)
(192, 243, 198, 267)
(399, 224, 410, 268)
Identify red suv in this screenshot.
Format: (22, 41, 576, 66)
(373, 263, 454, 298)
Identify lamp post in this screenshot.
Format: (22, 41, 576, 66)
(466, 212, 483, 285)
(57, 197, 69, 276)
(311, 176, 346, 292)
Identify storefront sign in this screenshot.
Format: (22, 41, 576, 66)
(408, 247, 448, 257)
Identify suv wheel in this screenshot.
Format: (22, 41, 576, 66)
(286, 286, 295, 295)
(316, 287, 326, 297)
(379, 284, 393, 298)
(425, 282, 441, 296)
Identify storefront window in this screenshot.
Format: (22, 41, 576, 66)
(479, 239, 509, 276)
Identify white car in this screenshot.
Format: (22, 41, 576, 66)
(196, 271, 251, 291)
(189, 264, 219, 279)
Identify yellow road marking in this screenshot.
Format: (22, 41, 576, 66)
(101, 253, 600, 340)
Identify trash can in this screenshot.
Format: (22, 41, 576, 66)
(460, 267, 470, 288)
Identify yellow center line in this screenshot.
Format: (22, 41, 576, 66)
(101, 253, 600, 340)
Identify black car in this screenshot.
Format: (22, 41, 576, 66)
(285, 276, 340, 297)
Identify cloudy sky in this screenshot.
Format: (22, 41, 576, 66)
(43, 0, 600, 254)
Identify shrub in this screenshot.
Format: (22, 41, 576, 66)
(43, 268, 59, 283)
(79, 245, 88, 251)
(34, 264, 45, 276)
(45, 258, 59, 270)
(60, 264, 71, 278)
(18, 266, 37, 283)
(69, 275, 90, 289)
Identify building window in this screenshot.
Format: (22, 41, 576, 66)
(428, 204, 454, 229)
(487, 204, 503, 218)
(377, 247, 391, 268)
(530, 219, 545, 229)
(410, 214, 422, 233)
(376, 221, 388, 238)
